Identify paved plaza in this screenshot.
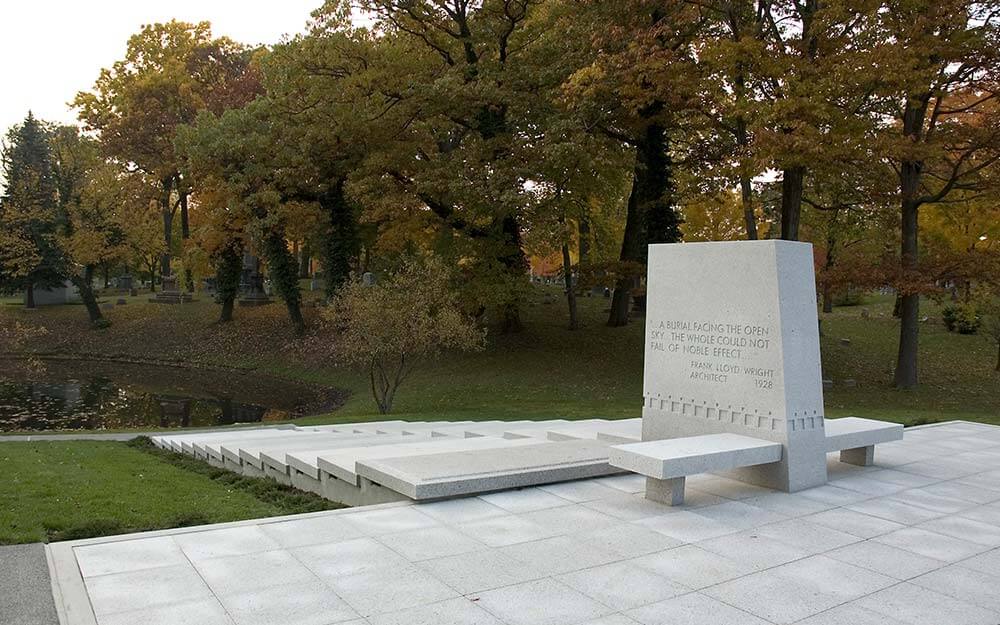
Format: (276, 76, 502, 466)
(47, 420, 1000, 625)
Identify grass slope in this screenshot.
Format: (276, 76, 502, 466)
(0, 438, 340, 544)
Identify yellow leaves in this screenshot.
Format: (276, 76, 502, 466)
(324, 257, 486, 369)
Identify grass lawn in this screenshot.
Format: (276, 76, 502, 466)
(2, 286, 998, 429)
(0, 438, 340, 545)
(289, 291, 1000, 428)
(0, 287, 996, 544)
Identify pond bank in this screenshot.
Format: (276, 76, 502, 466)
(0, 356, 347, 433)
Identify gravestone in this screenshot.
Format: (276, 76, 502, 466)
(238, 252, 272, 307)
(149, 274, 195, 304)
(117, 274, 133, 293)
(641, 240, 828, 491)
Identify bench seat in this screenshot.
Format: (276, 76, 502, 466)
(824, 417, 903, 466)
(609, 434, 783, 505)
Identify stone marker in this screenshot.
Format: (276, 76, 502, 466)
(641, 240, 828, 491)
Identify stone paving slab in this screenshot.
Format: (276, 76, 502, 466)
(43, 420, 1000, 625)
(358, 439, 622, 499)
(0, 543, 59, 625)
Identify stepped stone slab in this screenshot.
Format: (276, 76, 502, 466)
(221, 432, 360, 465)
(357, 439, 622, 499)
(546, 419, 643, 443)
(317, 436, 545, 485)
(280, 433, 443, 479)
(152, 426, 295, 453)
(233, 433, 398, 469)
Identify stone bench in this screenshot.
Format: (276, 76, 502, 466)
(824, 417, 903, 466)
(609, 434, 784, 505)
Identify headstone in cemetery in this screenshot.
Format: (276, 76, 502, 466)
(238, 252, 272, 307)
(116, 298, 127, 306)
(362, 272, 375, 286)
(117, 274, 133, 293)
(149, 273, 195, 304)
(641, 240, 828, 491)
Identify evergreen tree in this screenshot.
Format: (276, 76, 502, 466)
(0, 113, 66, 308)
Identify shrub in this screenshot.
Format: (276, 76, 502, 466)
(325, 258, 486, 414)
(942, 304, 981, 334)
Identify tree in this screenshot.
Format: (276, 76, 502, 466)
(326, 258, 485, 413)
(872, 1, 1000, 388)
(681, 190, 753, 242)
(350, 0, 553, 332)
(0, 113, 65, 308)
(177, 103, 307, 332)
(560, 0, 701, 327)
(49, 127, 124, 324)
(74, 21, 252, 282)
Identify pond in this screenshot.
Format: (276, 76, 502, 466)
(0, 358, 343, 432)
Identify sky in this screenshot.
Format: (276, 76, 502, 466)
(0, 0, 325, 136)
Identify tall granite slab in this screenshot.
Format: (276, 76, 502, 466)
(641, 240, 827, 491)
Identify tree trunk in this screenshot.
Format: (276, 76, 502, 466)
(608, 121, 679, 327)
(561, 240, 579, 331)
(822, 226, 837, 313)
(822, 285, 834, 314)
(216, 240, 242, 323)
(893, 198, 920, 389)
(318, 178, 357, 298)
(741, 175, 758, 240)
(160, 177, 174, 277)
(780, 166, 804, 241)
(262, 228, 305, 333)
(734, 113, 758, 240)
(73, 266, 103, 325)
(578, 216, 591, 265)
(299, 242, 311, 279)
(893, 92, 928, 389)
(180, 192, 194, 292)
(102, 265, 110, 289)
(25, 284, 35, 309)
(498, 214, 527, 333)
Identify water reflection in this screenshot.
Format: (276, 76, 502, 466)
(0, 360, 334, 432)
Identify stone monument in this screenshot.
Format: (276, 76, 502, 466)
(149, 273, 195, 304)
(641, 240, 828, 491)
(238, 252, 272, 307)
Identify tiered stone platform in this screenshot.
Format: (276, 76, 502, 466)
(47, 420, 1000, 625)
(151, 419, 645, 506)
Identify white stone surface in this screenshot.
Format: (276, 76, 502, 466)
(317, 436, 543, 485)
(641, 241, 829, 492)
(545, 419, 643, 443)
(51, 421, 1000, 625)
(357, 439, 621, 499)
(220, 431, 359, 465)
(237, 433, 401, 470)
(824, 417, 904, 452)
(610, 434, 782, 479)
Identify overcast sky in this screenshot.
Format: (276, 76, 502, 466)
(1, 1, 325, 136)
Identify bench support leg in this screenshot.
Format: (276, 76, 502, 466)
(840, 446, 874, 466)
(646, 476, 685, 506)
